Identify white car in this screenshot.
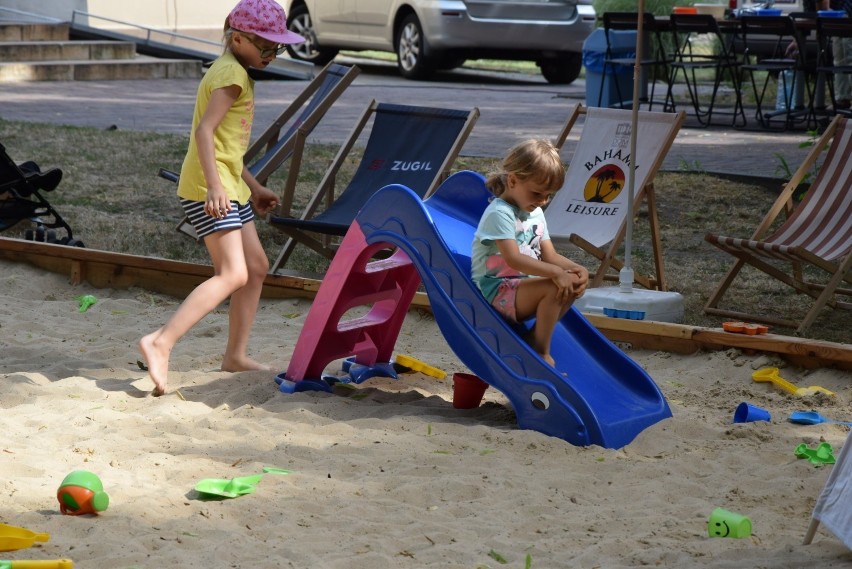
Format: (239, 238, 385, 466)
(284, 0, 597, 84)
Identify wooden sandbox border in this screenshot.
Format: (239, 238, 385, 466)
(0, 237, 848, 370)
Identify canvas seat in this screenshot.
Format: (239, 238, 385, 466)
(0, 142, 82, 246)
(704, 115, 852, 333)
(267, 100, 479, 272)
(547, 103, 685, 291)
(804, 429, 852, 550)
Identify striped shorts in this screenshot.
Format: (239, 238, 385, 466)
(180, 199, 255, 239)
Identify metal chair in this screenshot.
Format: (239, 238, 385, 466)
(668, 13, 746, 127)
(599, 12, 675, 112)
(815, 15, 852, 118)
(739, 15, 815, 129)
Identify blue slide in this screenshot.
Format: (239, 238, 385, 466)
(353, 171, 671, 449)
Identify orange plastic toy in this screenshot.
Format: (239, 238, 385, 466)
(722, 321, 769, 335)
(56, 471, 109, 515)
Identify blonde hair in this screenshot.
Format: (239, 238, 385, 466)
(485, 139, 565, 197)
(223, 19, 237, 52)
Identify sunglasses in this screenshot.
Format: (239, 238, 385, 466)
(241, 33, 286, 58)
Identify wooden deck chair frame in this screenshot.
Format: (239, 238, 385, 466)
(269, 99, 479, 273)
(169, 62, 361, 240)
(549, 103, 685, 291)
(704, 115, 852, 334)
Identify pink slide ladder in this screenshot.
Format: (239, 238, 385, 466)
(277, 223, 421, 392)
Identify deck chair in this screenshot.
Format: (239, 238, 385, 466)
(0, 142, 83, 246)
(704, 115, 852, 334)
(547, 103, 685, 291)
(804, 429, 852, 550)
(268, 100, 479, 272)
(160, 62, 360, 239)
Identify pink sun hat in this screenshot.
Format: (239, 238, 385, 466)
(228, 0, 305, 45)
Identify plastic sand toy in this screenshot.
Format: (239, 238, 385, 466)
(707, 508, 752, 538)
(56, 471, 109, 515)
(0, 524, 49, 552)
(722, 321, 769, 335)
(795, 442, 836, 466)
(194, 474, 264, 499)
(76, 295, 97, 313)
(394, 354, 447, 380)
(789, 410, 852, 427)
(752, 367, 835, 397)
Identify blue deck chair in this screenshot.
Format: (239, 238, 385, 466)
(267, 100, 479, 272)
(160, 62, 360, 239)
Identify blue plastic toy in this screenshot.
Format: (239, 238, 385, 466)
(278, 171, 671, 448)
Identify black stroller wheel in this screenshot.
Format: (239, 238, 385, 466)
(66, 238, 85, 248)
(46, 229, 57, 243)
(35, 226, 45, 242)
(25, 229, 34, 240)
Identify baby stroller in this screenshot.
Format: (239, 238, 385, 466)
(0, 142, 83, 246)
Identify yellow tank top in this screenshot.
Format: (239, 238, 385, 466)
(177, 51, 255, 203)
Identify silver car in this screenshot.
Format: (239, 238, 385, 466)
(284, 0, 597, 84)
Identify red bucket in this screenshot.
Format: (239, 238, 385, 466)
(452, 373, 489, 409)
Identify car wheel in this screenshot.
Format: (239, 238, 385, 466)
(396, 13, 435, 80)
(285, 3, 338, 65)
(540, 53, 583, 85)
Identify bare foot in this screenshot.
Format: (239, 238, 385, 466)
(139, 333, 169, 396)
(221, 355, 272, 373)
(540, 353, 556, 367)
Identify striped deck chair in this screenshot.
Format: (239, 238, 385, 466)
(704, 115, 852, 333)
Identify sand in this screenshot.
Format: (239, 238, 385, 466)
(1, 259, 851, 568)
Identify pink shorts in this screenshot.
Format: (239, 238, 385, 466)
(491, 278, 522, 323)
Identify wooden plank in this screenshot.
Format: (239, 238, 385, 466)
(583, 314, 852, 369)
(0, 236, 431, 307)
(0, 237, 848, 368)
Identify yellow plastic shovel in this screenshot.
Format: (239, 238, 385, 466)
(752, 368, 835, 397)
(0, 524, 49, 552)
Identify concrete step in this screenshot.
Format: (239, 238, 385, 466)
(0, 56, 202, 82)
(0, 22, 70, 42)
(0, 40, 137, 62)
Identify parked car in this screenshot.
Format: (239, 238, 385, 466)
(734, 0, 804, 12)
(283, 0, 597, 84)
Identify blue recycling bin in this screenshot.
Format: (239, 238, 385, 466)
(583, 28, 636, 108)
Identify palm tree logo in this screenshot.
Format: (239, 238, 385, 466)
(583, 164, 625, 203)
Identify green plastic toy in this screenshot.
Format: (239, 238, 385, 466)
(57, 470, 109, 515)
(708, 507, 752, 539)
(76, 295, 97, 313)
(795, 442, 836, 466)
(194, 474, 264, 498)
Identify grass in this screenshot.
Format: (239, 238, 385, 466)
(343, 50, 544, 76)
(0, 118, 848, 345)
